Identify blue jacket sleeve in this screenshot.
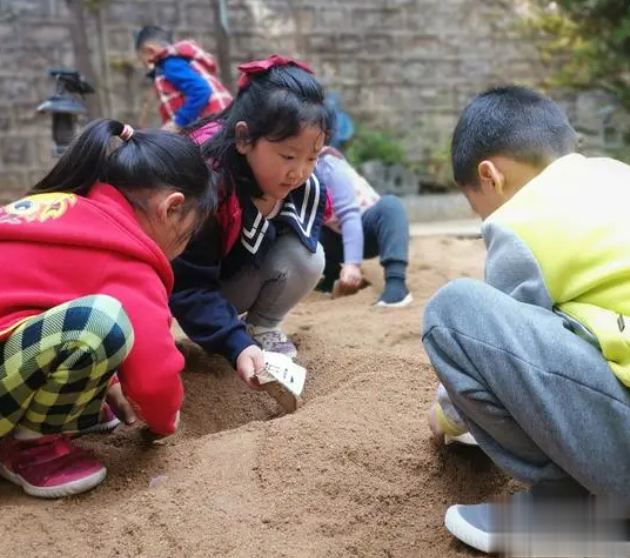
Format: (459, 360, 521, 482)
(159, 57, 213, 127)
(170, 221, 255, 366)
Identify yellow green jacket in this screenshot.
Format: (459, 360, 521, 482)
(485, 153, 630, 387)
(436, 153, 630, 436)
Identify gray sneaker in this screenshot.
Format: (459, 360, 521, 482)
(445, 493, 630, 557)
(247, 325, 298, 359)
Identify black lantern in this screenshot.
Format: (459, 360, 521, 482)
(37, 68, 95, 157)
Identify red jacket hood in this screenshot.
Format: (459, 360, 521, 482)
(0, 183, 173, 290)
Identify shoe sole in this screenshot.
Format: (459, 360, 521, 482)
(445, 505, 494, 554)
(77, 416, 121, 436)
(0, 462, 107, 499)
(374, 293, 414, 308)
(445, 432, 479, 446)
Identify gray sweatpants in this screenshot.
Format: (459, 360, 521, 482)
(422, 278, 630, 503)
(220, 233, 325, 329)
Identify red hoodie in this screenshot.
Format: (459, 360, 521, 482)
(0, 183, 182, 435)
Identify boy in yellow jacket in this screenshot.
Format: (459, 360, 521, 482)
(423, 86, 630, 554)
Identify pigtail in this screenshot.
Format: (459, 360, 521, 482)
(31, 119, 127, 196)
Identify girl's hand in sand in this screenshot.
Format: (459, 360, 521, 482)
(106, 380, 137, 426)
(145, 411, 180, 446)
(339, 264, 363, 294)
(236, 345, 266, 390)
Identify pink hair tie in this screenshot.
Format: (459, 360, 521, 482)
(120, 124, 135, 141)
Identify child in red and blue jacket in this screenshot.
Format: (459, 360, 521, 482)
(136, 25, 233, 133)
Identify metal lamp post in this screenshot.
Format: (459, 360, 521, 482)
(37, 68, 95, 157)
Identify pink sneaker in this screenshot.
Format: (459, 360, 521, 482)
(0, 435, 106, 498)
(80, 402, 121, 435)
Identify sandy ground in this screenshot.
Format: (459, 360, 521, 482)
(0, 236, 519, 558)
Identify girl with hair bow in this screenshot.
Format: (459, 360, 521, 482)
(171, 55, 335, 386)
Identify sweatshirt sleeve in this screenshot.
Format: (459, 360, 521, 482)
(482, 220, 553, 309)
(318, 156, 364, 265)
(100, 259, 183, 436)
(160, 57, 212, 127)
(170, 221, 255, 366)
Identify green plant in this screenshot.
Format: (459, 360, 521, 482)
(423, 141, 454, 187)
(526, 0, 630, 112)
(344, 126, 408, 167)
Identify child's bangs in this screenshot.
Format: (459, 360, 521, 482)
(262, 90, 335, 144)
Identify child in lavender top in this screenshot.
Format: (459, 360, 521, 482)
(317, 148, 412, 307)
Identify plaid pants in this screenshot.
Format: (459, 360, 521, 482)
(0, 295, 134, 437)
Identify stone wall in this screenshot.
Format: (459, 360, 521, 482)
(0, 0, 624, 202)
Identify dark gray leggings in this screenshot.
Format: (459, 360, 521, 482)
(320, 195, 409, 291)
(220, 234, 325, 329)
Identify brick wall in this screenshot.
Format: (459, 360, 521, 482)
(0, 0, 622, 201)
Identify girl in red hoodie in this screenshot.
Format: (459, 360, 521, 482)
(0, 119, 214, 498)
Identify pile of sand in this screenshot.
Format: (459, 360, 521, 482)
(0, 237, 517, 558)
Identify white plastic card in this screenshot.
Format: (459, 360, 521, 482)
(258, 351, 307, 397)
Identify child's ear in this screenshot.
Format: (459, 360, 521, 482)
(235, 121, 251, 155)
(159, 192, 186, 222)
(478, 160, 506, 198)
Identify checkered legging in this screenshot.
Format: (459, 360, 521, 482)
(0, 295, 134, 437)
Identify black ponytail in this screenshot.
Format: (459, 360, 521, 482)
(31, 118, 216, 228)
(32, 119, 124, 196)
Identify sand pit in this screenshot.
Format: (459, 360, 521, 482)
(0, 236, 520, 557)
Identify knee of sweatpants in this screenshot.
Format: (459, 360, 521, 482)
(377, 194, 406, 215)
(423, 278, 489, 337)
(72, 294, 134, 365)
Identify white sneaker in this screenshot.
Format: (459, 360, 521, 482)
(374, 293, 413, 308)
(445, 495, 630, 556)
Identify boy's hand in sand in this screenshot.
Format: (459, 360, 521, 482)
(236, 345, 266, 389)
(339, 264, 363, 294)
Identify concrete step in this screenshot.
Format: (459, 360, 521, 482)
(401, 193, 475, 223)
(410, 219, 481, 238)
